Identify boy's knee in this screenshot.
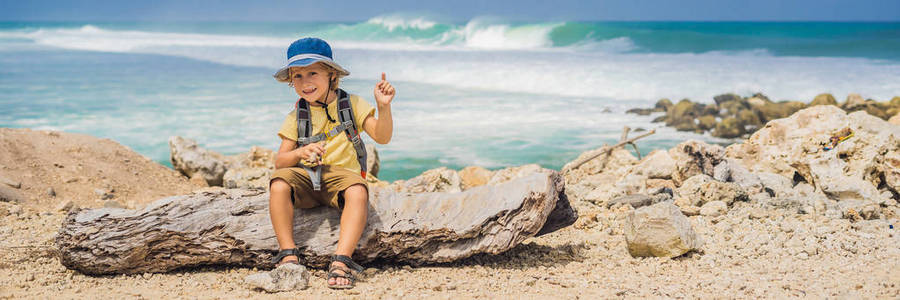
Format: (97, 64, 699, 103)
(344, 184, 368, 201)
(270, 179, 291, 195)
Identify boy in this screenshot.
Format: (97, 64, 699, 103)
(268, 37, 394, 289)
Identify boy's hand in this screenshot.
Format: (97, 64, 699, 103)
(294, 142, 325, 165)
(374, 73, 395, 107)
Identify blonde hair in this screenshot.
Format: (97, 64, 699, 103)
(289, 63, 343, 90)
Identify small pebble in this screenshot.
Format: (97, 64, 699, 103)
(1, 176, 22, 189)
(103, 200, 125, 209)
(47, 187, 56, 197)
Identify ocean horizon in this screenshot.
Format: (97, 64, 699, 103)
(2, 17, 900, 181)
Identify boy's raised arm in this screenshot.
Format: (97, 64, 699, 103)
(364, 72, 395, 144)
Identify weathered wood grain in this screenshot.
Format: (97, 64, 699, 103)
(57, 172, 573, 275)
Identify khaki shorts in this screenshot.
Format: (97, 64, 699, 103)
(270, 166, 368, 209)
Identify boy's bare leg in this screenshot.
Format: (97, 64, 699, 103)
(269, 179, 298, 264)
(330, 183, 368, 286)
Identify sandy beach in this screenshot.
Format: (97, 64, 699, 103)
(2, 121, 898, 298)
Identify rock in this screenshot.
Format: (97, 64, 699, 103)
(668, 140, 724, 186)
(755, 172, 793, 198)
(0, 185, 25, 203)
(646, 179, 676, 192)
(103, 200, 125, 209)
(399, 167, 462, 193)
(861, 102, 890, 120)
(889, 113, 900, 125)
(57, 170, 573, 274)
(751, 93, 771, 101)
(458, 166, 493, 190)
(891, 96, 900, 107)
(633, 150, 676, 179)
(810, 93, 837, 106)
(748, 207, 768, 219)
(713, 159, 763, 193)
(883, 151, 900, 191)
(654, 98, 673, 112)
(244, 263, 309, 292)
(673, 120, 697, 132)
(47, 187, 56, 197)
(679, 205, 700, 216)
(842, 93, 866, 110)
(726, 105, 896, 205)
(223, 167, 272, 190)
(55, 200, 75, 212)
(754, 101, 806, 122)
(675, 174, 747, 207)
(699, 201, 727, 217)
(365, 144, 380, 178)
(737, 109, 762, 129)
(607, 193, 670, 209)
(746, 97, 769, 108)
(699, 104, 719, 116)
(697, 115, 717, 131)
(626, 107, 655, 116)
(223, 147, 274, 190)
(95, 188, 114, 200)
(839, 199, 879, 221)
(562, 148, 638, 184)
(594, 173, 649, 203)
(607, 194, 651, 209)
(713, 93, 741, 105)
(719, 99, 750, 116)
(189, 175, 209, 187)
(169, 136, 230, 186)
(0, 176, 21, 189)
(666, 99, 701, 129)
(713, 116, 745, 138)
(624, 201, 703, 258)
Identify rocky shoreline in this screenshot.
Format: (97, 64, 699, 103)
(628, 92, 900, 139)
(1, 103, 899, 298)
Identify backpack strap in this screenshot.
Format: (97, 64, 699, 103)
(335, 89, 368, 179)
(294, 89, 369, 189)
(295, 99, 323, 191)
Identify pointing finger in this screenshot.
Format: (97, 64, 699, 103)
(381, 72, 386, 81)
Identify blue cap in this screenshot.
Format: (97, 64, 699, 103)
(273, 37, 349, 83)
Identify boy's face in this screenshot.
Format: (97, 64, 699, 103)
(290, 63, 333, 102)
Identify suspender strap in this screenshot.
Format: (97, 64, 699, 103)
(294, 89, 369, 191)
(297, 122, 351, 145)
(295, 99, 323, 191)
(336, 90, 368, 179)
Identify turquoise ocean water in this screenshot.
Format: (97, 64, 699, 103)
(1, 17, 899, 181)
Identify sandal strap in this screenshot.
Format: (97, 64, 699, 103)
(327, 270, 354, 279)
(327, 265, 357, 285)
(331, 254, 364, 273)
(271, 248, 301, 264)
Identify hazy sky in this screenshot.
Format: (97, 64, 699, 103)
(1, 0, 898, 22)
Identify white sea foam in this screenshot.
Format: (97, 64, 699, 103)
(3, 24, 900, 103)
(455, 19, 560, 49)
(366, 15, 438, 31)
(3, 25, 286, 53)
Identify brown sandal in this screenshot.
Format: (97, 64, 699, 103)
(327, 255, 364, 289)
(271, 248, 301, 267)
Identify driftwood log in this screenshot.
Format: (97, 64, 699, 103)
(56, 171, 575, 275)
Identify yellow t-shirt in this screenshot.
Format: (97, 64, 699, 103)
(278, 94, 376, 173)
